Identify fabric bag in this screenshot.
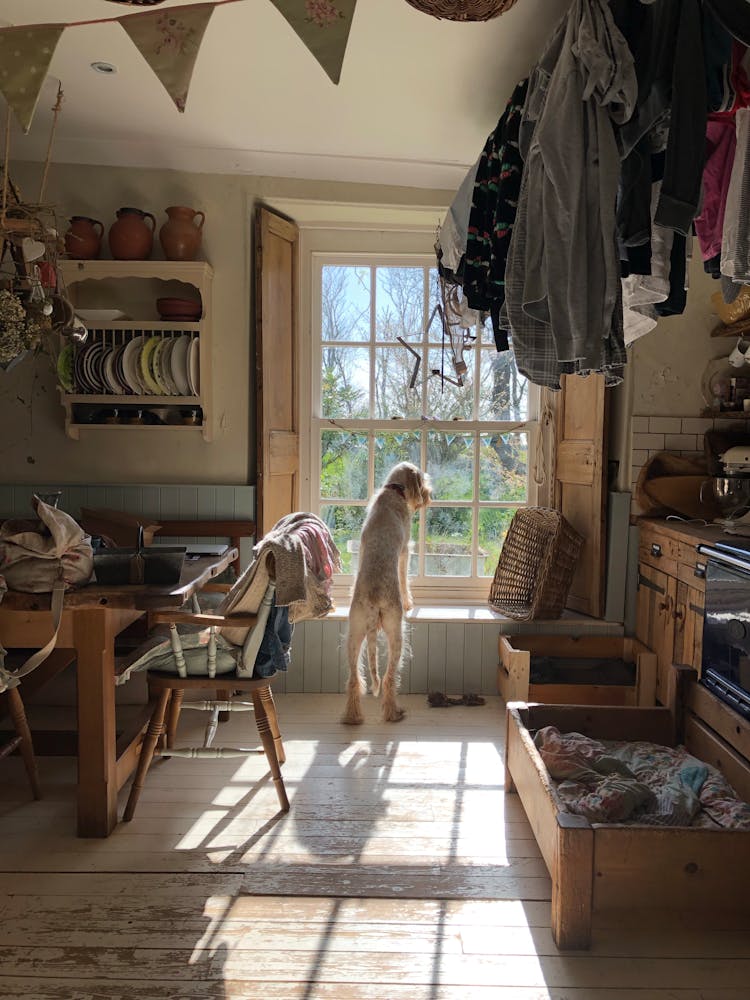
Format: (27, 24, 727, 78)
(0, 496, 93, 692)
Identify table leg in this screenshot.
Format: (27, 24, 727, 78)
(74, 608, 118, 837)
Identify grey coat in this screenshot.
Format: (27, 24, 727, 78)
(504, 0, 636, 389)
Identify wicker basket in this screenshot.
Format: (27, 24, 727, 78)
(403, 0, 520, 21)
(488, 508, 583, 621)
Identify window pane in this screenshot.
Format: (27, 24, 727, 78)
(374, 347, 421, 418)
(321, 346, 369, 418)
(428, 269, 443, 342)
(375, 267, 424, 342)
(478, 508, 518, 577)
(479, 349, 528, 421)
(320, 504, 367, 575)
(425, 507, 473, 577)
(479, 432, 528, 502)
(374, 432, 421, 487)
(321, 266, 370, 342)
(426, 432, 473, 500)
(426, 348, 473, 420)
(321, 431, 369, 500)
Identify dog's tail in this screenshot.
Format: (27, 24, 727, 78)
(366, 629, 380, 696)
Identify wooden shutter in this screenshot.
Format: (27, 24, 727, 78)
(255, 206, 299, 538)
(554, 373, 608, 618)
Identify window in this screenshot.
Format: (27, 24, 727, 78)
(308, 253, 538, 603)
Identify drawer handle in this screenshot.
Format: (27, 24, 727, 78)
(651, 543, 662, 557)
(694, 562, 706, 579)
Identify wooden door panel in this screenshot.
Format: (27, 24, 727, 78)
(554, 374, 607, 618)
(255, 206, 299, 537)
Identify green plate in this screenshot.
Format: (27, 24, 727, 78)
(57, 344, 74, 392)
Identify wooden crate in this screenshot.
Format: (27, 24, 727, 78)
(498, 634, 657, 707)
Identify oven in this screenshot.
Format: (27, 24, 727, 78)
(697, 540, 750, 723)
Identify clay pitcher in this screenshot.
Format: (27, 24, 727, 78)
(64, 216, 103, 260)
(159, 206, 205, 261)
(108, 207, 156, 260)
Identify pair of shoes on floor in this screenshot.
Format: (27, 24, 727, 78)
(427, 691, 486, 708)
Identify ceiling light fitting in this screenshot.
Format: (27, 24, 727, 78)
(91, 61, 117, 75)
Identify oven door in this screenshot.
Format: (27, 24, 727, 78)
(698, 544, 750, 722)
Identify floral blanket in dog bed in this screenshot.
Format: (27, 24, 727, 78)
(533, 726, 750, 829)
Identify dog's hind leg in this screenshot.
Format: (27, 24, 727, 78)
(381, 608, 405, 723)
(366, 628, 380, 697)
(342, 609, 367, 725)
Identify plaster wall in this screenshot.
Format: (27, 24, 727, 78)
(0, 162, 450, 486)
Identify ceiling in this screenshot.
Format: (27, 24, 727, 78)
(1, 0, 569, 191)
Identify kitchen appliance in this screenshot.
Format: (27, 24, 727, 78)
(704, 446, 750, 525)
(697, 540, 750, 722)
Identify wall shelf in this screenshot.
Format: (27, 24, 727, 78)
(57, 260, 214, 441)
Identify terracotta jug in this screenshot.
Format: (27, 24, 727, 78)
(108, 207, 156, 261)
(64, 216, 103, 260)
(159, 206, 205, 261)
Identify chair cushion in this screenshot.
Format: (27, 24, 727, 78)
(119, 629, 238, 681)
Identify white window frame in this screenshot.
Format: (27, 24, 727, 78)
(287, 206, 539, 605)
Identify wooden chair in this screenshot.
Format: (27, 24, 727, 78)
(122, 581, 289, 822)
(0, 685, 40, 800)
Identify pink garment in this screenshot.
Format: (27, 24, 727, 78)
(695, 115, 737, 262)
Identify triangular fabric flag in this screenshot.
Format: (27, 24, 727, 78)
(118, 3, 215, 112)
(269, 0, 357, 84)
(0, 24, 65, 133)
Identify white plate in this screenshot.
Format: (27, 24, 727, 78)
(169, 335, 191, 396)
(102, 347, 123, 395)
(122, 336, 145, 394)
(75, 309, 129, 324)
(187, 339, 200, 396)
(159, 338, 179, 395)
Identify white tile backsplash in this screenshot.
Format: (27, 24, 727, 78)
(649, 416, 682, 434)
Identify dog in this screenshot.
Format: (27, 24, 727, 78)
(342, 462, 432, 725)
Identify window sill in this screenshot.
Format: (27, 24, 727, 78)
(325, 603, 623, 631)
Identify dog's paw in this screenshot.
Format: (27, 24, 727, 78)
(382, 703, 406, 723)
(403, 600, 414, 612)
(341, 711, 365, 726)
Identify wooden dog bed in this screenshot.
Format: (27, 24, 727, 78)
(504, 667, 750, 949)
(498, 635, 657, 707)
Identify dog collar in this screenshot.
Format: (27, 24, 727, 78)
(385, 483, 406, 497)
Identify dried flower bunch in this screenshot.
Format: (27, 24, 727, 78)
(0, 288, 48, 368)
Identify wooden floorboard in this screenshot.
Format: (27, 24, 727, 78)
(0, 692, 748, 998)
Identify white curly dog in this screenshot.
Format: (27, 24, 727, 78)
(342, 462, 432, 725)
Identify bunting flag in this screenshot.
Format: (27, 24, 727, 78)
(0, 1, 357, 134)
(269, 0, 357, 84)
(0, 23, 65, 132)
(119, 4, 216, 112)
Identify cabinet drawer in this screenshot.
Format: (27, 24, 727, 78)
(676, 558, 707, 592)
(638, 539, 678, 577)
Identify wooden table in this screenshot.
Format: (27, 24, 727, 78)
(0, 548, 238, 838)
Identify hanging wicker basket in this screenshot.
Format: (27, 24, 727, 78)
(403, 0, 520, 21)
(488, 508, 583, 621)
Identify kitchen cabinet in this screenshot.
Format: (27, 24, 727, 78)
(635, 520, 707, 704)
(57, 260, 213, 440)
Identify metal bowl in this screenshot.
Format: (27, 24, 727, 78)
(708, 475, 750, 514)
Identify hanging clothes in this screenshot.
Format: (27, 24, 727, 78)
(461, 78, 528, 352)
(695, 116, 737, 265)
(502, 0, 636, 389)
(721, 108, 750, 283)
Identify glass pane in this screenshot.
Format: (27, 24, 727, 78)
(426, 432, 473, 501)
(375, 267, 424, 342)
(428, 269, 442, 342)
(321, 431, 369, 500)
(425, 507, 473, 577)
(426, 348, 473, 420)
(320, 504, 367, 575)
(374, 347, 422, 418)
(321, 346, 369, 418)
(479, 349, 528, 421)
(478, 508, 519, 577)
(479, 432, 528, 502)
(374, 432, 421, 487)
(321, 266, 370, 342)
